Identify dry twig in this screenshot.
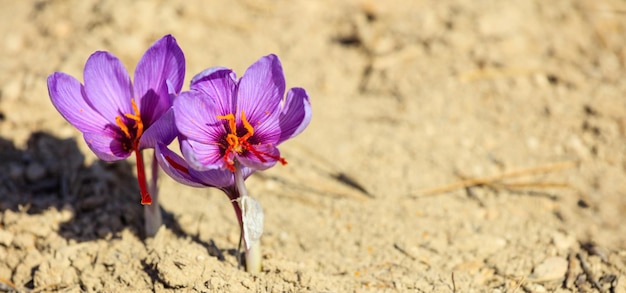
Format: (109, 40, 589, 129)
(451, 272, 456, 293)
(577, 253, 603, 291)
(511, 275, 526, 293)
(0, 277, 19, 292)
(416, 161, 576, 197)
(459, 67, 545, 83)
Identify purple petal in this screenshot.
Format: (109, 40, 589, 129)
(48, 72, 110, 134)
(188, 166, 235, 188)
(173, 90, 225, 144)
(180, 138, 225, 171)
(138, 79, 172, 127)
(250, 110, 281, 145)
(157, 141, 244, 188)
(155, 142, 206, 187)
(136, 35, 185, 94)
(83, 132, 130, 161)
(166, 79, 177, 96)
(277, 87, 312, 144)
(237, 144, 281, 171)
(240, 166, 255, 180)
(191, 66, 234, 85)
(236, 54, 285, 126)
(251, 88, 311, 146)
(83, 51, 133, 123)
(138, 108, 177, 150)
(190, 67, 237, 115)
(134, 35, 185, 125)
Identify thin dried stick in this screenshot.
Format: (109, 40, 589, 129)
(483, 182, 571, 198)
(460, 67, 542, 82)
(577, 253, 603, 291)
(511, 275, 526, 293)
(488, 182, 570, 189)
(393, 243, 416, 261)
(0, 276, 19, 292)
(31, 283, 69, 293)
(451, 272, 457, 293)
(418, 161, 576, 197)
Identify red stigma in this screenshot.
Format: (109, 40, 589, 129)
(165, 155, 190, 175)
(135, 150, 151, 205)
(116, 99, 151, 205)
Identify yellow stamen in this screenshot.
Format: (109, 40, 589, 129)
(116, 116, 131, 138)
(123, 99, 144, 139)
(216, 113, 237, 134)
(226, 133, 241, 152)
(241, 111, 254, 138)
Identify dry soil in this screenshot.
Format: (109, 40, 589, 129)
(1, 0, 626, 292)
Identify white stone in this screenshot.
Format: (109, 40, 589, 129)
(0, 230, 14, 246)
(3, 80, 22, 101)
(530, 257, 568, 282)
(552, 232, 576, 251)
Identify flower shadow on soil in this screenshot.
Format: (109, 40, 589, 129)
(0, 131, 200, 245)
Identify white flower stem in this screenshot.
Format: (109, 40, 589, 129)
(233, 161, 262, 273)
(233, 161, 248, 197)
(144, 151, 162, 237)
(245, 239, 262, 273)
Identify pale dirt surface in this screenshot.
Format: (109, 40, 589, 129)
(1, 0, 626, 292)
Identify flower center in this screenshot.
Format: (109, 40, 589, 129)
(217, 111, 286, 172)
(115, 99, 144, 149)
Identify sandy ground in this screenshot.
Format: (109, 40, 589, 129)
(1, 0, 626, 292)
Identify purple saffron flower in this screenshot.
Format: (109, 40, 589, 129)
(156, 54, 310, 272)
(47, 34, 185, 205)
(173, 54, 312, 173)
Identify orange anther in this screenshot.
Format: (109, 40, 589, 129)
(241, 111, 254, 140)
(216, 113, 237, 134)
(124, 99, 144, 139)
(116, 116, 131, 138)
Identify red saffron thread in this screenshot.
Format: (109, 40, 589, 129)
(115, 99, 151, 205)
(165, 155, 190, 175)
(135, 149, 152, 205)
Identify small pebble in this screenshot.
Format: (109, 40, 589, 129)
(8, 163, 24, 180)
(96, 226, 111, 238)
(0, 230, 14, 246)
(530, 256, 568, 282)
(3, 80, 22, 101)
(12, 233, 35, 249)
(25, 162, 46, 182)
(552, 232, 575, 251)
(59, 204, 74, 222)
(52, 21, 72, 39)
(2, 210, 19, 226)
(4, 33, 24, 54)
(79, 196, 106, 211)
(525, 283, 547, 292)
